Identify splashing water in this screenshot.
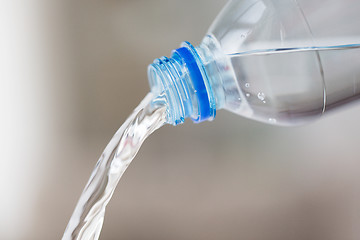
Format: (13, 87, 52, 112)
(62, 93, 167, 240)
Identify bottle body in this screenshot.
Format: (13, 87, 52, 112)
(148, 0, 360, 126)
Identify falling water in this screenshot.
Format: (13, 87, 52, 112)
(62, 93, 167, 240)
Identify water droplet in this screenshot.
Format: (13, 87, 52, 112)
(257, 92, 265, 101)
(238, 97, 241, 101)
(246, 93, 250, 97)
(263, 100, 266, 104)
(245, 83, 250, 88)
(268, 118, 277, 124)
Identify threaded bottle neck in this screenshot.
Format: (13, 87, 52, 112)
(147, 42, 216, 125)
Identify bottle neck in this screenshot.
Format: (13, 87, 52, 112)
(148, 41, 217, 125)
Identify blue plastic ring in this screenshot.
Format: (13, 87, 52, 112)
(174, 47, 211, 122)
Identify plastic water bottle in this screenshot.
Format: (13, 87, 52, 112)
(148, 0, 360, 126)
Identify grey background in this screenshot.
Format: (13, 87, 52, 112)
(3, 0, 360, 239)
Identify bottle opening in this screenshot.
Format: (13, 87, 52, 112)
(148, 42, 216, 125)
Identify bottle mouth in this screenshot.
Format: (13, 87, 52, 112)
(148, 56, 188, 125)
(147, 42, 216, 126)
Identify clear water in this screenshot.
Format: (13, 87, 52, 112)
(228, 44, 360, 125)
(62, 93, 167, 240)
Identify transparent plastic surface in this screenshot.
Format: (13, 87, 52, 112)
(201, 0, 360, 125)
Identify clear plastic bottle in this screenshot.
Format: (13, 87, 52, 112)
(148, 0, 360, 126)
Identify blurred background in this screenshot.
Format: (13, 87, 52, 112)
(2, 0, 360, 239)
